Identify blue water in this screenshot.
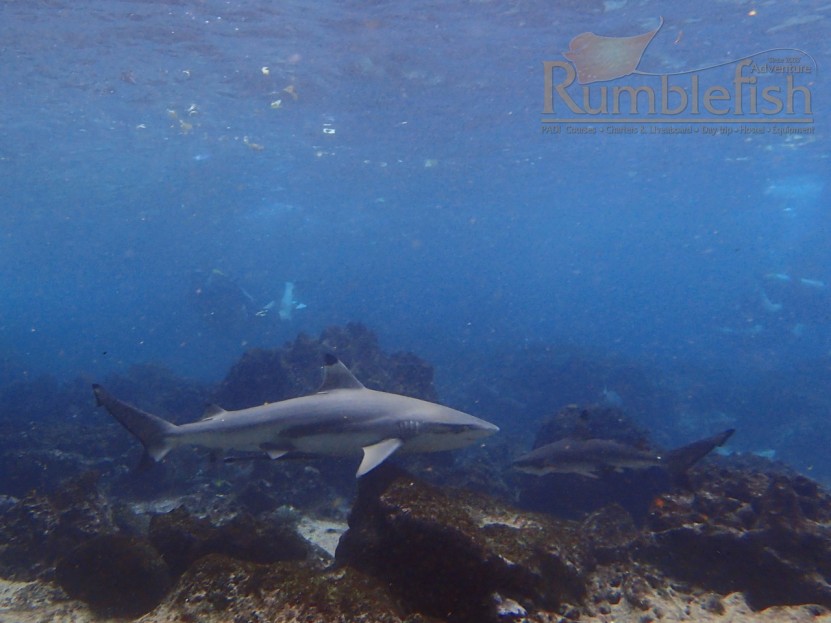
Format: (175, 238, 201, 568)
(1, 2, 828, 472)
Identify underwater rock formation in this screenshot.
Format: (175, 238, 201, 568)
(533, 403, 651, 448)
(336, 464, 588, 622)
(0, 471, 116, 580)
(213, 322, 438, 409)
(337, 461, 831, 621)
(642, 464, 831, 610)
(4, 325, 831, 621)
(517, 404, 673, 521)
(0, 377, 118, 498)
(140, 554, 434, 623)
(0, 365, 210, 500)
(55, 533, 171, 618)
(4, 446, 831, 620)
(148, 506, 312, 576)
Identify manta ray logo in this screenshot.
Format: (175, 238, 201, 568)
(542, 18, 816, 128)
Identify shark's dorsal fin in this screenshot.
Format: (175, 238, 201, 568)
(357, 438, 403, 477)
(318, 354, 365, 392)
(201, 404, 227, 420)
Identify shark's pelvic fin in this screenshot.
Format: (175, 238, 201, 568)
(92, 384, 177, 463)
(318, 354, 366, 392)
(357, 438, 403, 477)
(260, 442, 291, 460)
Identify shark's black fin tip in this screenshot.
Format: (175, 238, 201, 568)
(324, 353, 338, 366)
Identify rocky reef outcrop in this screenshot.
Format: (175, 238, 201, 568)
(641, 464, 831, 610)
(3, 325, 831, 622)
(55, 534, 171, 618)
(336, 464, 588, 622)
(335, 461, 831, 621)
(214, 322, 438, 409)
(516, 405, 669, 521)
(0, 471, 116, 581)
(3, 452, 831, 623)
(141, 553, 440, 623)
(148, 506, 312, 576)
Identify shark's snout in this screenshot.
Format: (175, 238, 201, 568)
(457, 419, 500, 445)
(482, 421, 500, 434)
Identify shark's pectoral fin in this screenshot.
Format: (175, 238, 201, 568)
(357, 438, 403, 477)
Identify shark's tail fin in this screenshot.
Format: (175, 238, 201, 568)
(92, 384, 179, 466)
(664, 428, 735, 478)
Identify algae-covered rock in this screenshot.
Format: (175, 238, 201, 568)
(55, 533, 171, 618)
(533, 404, 651, 449)
(336, 465, 588, 622)
(149, 506, 311, 576)
(641, 464, 831, 610)
(141, 554, 438, 623)
(0, 471, 115, 580)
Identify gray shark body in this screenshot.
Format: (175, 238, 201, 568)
(93, 355, 498, 477)
(513, 438, 660, 478)
(513, 429, 734, 479)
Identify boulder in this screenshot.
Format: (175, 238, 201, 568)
(336, 465, 589, 623)
(0, 471, 115, 580)
(640, 464, 831, 610)
(149, 506, 311, 576)
(55, 533, 171, 618)
(141, 554, 439, 623)
(213, 322, 439, 410)
(517, 404, 672, 522)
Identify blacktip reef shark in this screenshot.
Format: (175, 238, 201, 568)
(512, 429, 734, 479)
(93, 354, 499, 477)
